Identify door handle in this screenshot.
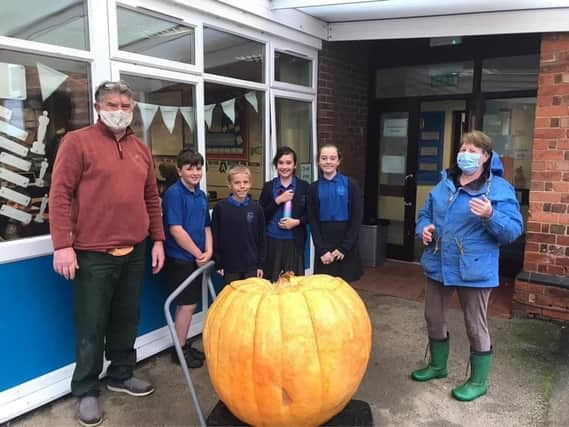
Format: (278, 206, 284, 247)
(404, 174, 414, 181)
(404, 201, 413, 207)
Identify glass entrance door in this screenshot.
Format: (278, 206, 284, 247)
(377, 107, 418, 261)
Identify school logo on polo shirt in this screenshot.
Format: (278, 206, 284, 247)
(246, 211, 255, 223)
(336, 184, 346, 196)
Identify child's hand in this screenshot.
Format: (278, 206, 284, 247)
(331, 249, 344, 261)
(196, 250, 212, 266)
(275, 190, 294, 205)
(320, 251, 335, 265)
(217, 268, 224, 276)
(278, 218, 300, 230)
(256, 269, 264, 278)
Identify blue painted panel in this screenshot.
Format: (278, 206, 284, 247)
(0, 242, 204, 392)
(417, 111, 445, 184)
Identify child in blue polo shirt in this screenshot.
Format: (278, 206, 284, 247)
(163, 147, 212, 368)
(212, 165, 266, 284)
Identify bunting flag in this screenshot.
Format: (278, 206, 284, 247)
(159, 106, 179, 134)
(221, 98, 236, 124)
(244, 91, 258, 113)
(36, 63, 68, 101)
(179, 106, 195, 131)
(204, 104, 215, 129)
(137, 102, 159, 131)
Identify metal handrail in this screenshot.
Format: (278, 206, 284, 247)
(163, 260, 217, 427)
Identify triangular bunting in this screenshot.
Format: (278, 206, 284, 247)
(36, 63, 68, 101)
(137, 102, 159, 131)
(244, 91, 258, 113)
(204, 104, 215, 129)
(221, 98, 236, 124)
(179, 107, 195, 131)
(159, 106, 179, 134)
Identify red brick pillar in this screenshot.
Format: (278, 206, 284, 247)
(317, 41, 369, 187)
(513, 33, 569, 321)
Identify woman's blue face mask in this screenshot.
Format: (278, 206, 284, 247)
(457, 152, 481, 175)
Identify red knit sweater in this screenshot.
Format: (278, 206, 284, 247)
(49, 121, 165, 251)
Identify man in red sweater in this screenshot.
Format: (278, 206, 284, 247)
(49, 81, 165, 427)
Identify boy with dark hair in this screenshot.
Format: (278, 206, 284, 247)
(212, 165, 266, 284)
(163, 147, 212, 368)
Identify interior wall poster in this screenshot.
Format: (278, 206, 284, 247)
(417, 111, 445, 184)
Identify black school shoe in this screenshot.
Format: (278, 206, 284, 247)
(186, 345, 205, 361)
(171, 346, 203, 368)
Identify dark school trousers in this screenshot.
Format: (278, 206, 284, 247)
(71, 242, 146, 397)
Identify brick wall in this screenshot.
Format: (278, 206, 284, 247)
(317, 41, 369, 187)
(513, 33, 569, 321)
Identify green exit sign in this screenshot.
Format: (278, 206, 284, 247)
(431, 73, 459, 87)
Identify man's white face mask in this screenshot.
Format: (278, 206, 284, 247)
(99, 109, 133, 132)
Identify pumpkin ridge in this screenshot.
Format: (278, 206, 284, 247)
(214, 288, 241, 405)
(251, 291, 267, 422)
(204, 286, 234, 382)
(301, 290, 325, 421)
(277, 285, 290, 424)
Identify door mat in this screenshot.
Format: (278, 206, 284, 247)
(206, 399, 373, 426)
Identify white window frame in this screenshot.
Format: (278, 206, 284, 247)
(0, 0, 109, 264)
(111, 61, 206, 187)
(269, 89, 317, 274)
(109, 0, 202, 75)
(0, 0, 320, 265)
(202, 22, 269, 85)
(270, 39, 318, 94)
(269, 89, 317, 179)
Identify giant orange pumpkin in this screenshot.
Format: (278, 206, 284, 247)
(203, 273, 372, 427)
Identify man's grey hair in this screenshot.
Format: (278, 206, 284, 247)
(94, 81, 134, 104)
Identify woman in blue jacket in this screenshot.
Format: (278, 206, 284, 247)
(411, 131, 523, 402)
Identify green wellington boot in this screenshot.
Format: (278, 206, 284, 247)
(452, 350, 492, 401)
(411, 335, 449, 381)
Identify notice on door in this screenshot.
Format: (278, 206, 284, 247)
(381, 155, 406, 174)
(383, 118, 408, 137)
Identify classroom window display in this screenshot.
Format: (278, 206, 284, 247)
(0, 50, 90, 242)
(204, 83, 264, 203)
(119, 74, 196, 196)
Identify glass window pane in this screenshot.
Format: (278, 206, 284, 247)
(0, 1, 89, 50)
(481, 55, 539, 92)
(205, 83, 264, 204)
(275, 98, 313, 181)
(275, 52, 312, 86)
(204, 27, 264, 83)
(119, 74, 196, 196)
(117, 7, 195, 64)
(0, 50, 90, 241)
(376, 62, 474, 98)
(483, 97, 535, 192)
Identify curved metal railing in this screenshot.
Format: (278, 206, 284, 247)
(163, 260, 217, 427)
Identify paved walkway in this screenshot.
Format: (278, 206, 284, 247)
(7, 269, 568, 427)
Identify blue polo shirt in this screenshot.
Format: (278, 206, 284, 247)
(318, 173, 349, 221)
(267, 177, 295, 240)
(163, 180, 211, 261)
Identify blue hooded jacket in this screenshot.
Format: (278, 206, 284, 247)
(416, 152, 523, 288)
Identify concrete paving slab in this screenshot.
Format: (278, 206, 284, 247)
(6, 291, 566, 427)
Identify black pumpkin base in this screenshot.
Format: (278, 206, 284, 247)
(206, 399, 373, 426)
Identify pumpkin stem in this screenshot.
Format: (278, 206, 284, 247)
(275, 271, 295, 288)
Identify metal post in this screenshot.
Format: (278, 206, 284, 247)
(163, 260, 216, 427)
